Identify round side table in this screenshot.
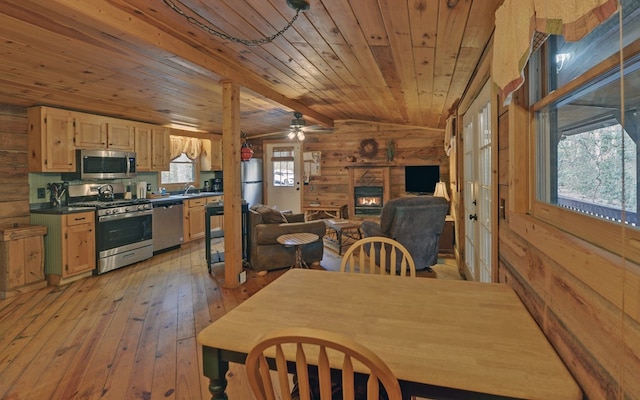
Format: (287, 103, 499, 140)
(277, 232, 319, 269)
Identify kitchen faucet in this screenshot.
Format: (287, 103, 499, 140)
(184, 184, 195, 195)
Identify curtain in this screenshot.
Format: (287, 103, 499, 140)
(169, 135, 202, 160)
(493, 0, 618, 104)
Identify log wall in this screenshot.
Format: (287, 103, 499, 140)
(297, 120, 447, 213)
(0, 105, 30, 227)
(497, 92, 640, 399)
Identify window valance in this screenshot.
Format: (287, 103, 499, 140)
(492, 0, 618, 104)
(169, 135, 202, 160)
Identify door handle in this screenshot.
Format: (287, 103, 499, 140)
(469, 214, 478, 221)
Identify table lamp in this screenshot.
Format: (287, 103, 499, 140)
(433, 181, 450, 201)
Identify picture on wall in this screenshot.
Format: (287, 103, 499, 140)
(303, 151, 321, 181)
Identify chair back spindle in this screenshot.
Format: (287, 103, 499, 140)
(340, 236, 416, 277)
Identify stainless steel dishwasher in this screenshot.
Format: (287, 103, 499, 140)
(152, 199, 184, 253)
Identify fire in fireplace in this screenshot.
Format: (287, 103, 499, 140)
(354, 186, 384, 215)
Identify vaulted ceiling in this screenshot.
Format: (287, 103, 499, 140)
(0, 0, 502, 137)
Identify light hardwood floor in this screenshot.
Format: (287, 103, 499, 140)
(0, 239, 460, 400)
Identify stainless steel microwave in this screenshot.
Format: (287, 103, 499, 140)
(62, 149, 136, 180)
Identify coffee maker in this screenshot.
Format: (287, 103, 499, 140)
(210, 178, 223, 192)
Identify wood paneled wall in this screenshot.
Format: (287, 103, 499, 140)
(297, 120, 448, 213)
(0, 105, 30, 227)
(497, 92, 640, 398)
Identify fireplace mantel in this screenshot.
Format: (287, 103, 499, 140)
(348, 166, 391, 219)
(345, 163, 397, 168)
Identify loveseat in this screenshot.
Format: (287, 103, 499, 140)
(361, 196, 449, 271)
(248, 205, 326, 272)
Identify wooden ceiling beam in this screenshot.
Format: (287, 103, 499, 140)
(46, 0, 333, 128)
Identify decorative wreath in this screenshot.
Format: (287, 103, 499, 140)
(358, 138, 379, 158)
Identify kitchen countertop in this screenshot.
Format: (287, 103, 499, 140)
(30, 192, 224, 213)
(148, 192, 224, 203)
(30, 206, 95, 215)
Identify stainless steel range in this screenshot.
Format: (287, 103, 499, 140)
(68, 183, 153, 274)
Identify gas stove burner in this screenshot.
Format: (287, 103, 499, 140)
(72, 198, 151, 208)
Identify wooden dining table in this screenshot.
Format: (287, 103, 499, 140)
(197, 269, 582, 400)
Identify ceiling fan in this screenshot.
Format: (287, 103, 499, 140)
(251, 111, 334, 140)
(288, 111, 307, 141)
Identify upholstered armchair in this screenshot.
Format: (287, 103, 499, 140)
(360, 196, 449, 271)
(248, 205, 326, 272)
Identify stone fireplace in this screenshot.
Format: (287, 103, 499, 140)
(348, 166, 390, 218)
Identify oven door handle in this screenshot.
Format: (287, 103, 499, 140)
(98, 209, 153, 222)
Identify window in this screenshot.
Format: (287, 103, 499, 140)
(531, 3, 640, 234)
(161, 153, 197, 186)
(272, 146, 294, 187)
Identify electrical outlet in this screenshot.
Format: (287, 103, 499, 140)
(239, 270, 247, 284)
(37, 188, 46, 198)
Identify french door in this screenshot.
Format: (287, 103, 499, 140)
(462, 81, 493, 282)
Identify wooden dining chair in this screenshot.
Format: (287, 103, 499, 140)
(339, 236, 417, 277)
(245, 326, 403, 400)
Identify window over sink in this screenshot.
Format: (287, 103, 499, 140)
(160, 152, 199, 189)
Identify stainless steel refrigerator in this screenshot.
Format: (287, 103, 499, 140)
(241, 158, 263, 207)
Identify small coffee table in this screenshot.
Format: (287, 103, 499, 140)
(277, 232, 319, 269)
(324, 219, 362, 255)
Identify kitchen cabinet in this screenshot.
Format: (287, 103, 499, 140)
(183, 195, 223, 243)
(73, 113, 108, 149)
(31, 211, 96, 286)
(0, 224, 48, 298)
(134, 123, 153, 171)
(151, 127, 170, 171)
(106, 119, 135, 151)
(136, 124, 170, 171)
(183, 197, 207, 243)
(74, 112, 134, 151)
(200, 136, 222, 171)
(207, 196, 224, 231)
(27, 106, 76, 172)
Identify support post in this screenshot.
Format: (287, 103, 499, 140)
(221, 80, 243, 288)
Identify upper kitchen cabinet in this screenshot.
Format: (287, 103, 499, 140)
(105, 119, 135, 151)
(137, 124, 171, 171)
(200, 136, 222, 171)
(134, 123, 153, 171)
(27, 106, 76, 173)
(151, 127, 170, 171)
(74, 112, 134, 152)
(73, 112, 108, 150)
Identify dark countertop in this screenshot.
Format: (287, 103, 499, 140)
(148, 192, 224, 204)
(30, 206, 95, 215)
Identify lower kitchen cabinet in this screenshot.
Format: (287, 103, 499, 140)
(0, 224, 48, 298)
(207, 196, 224, 232)
(31, 211, 96, 286)
(183, 195, 223, 243)
(184, 197, 207, 243)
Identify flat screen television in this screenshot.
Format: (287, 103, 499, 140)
(404, 165, 440, 194)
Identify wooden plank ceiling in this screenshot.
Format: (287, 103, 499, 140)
(0, 0, 502, 137)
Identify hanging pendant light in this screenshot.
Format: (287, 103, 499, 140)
(163, 0, 310, 46)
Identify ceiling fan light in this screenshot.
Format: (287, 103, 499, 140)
(297, 131, 305, 141)
(287, 131, 296, 140)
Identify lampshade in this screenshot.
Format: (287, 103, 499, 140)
(433, 181, 450, 201)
